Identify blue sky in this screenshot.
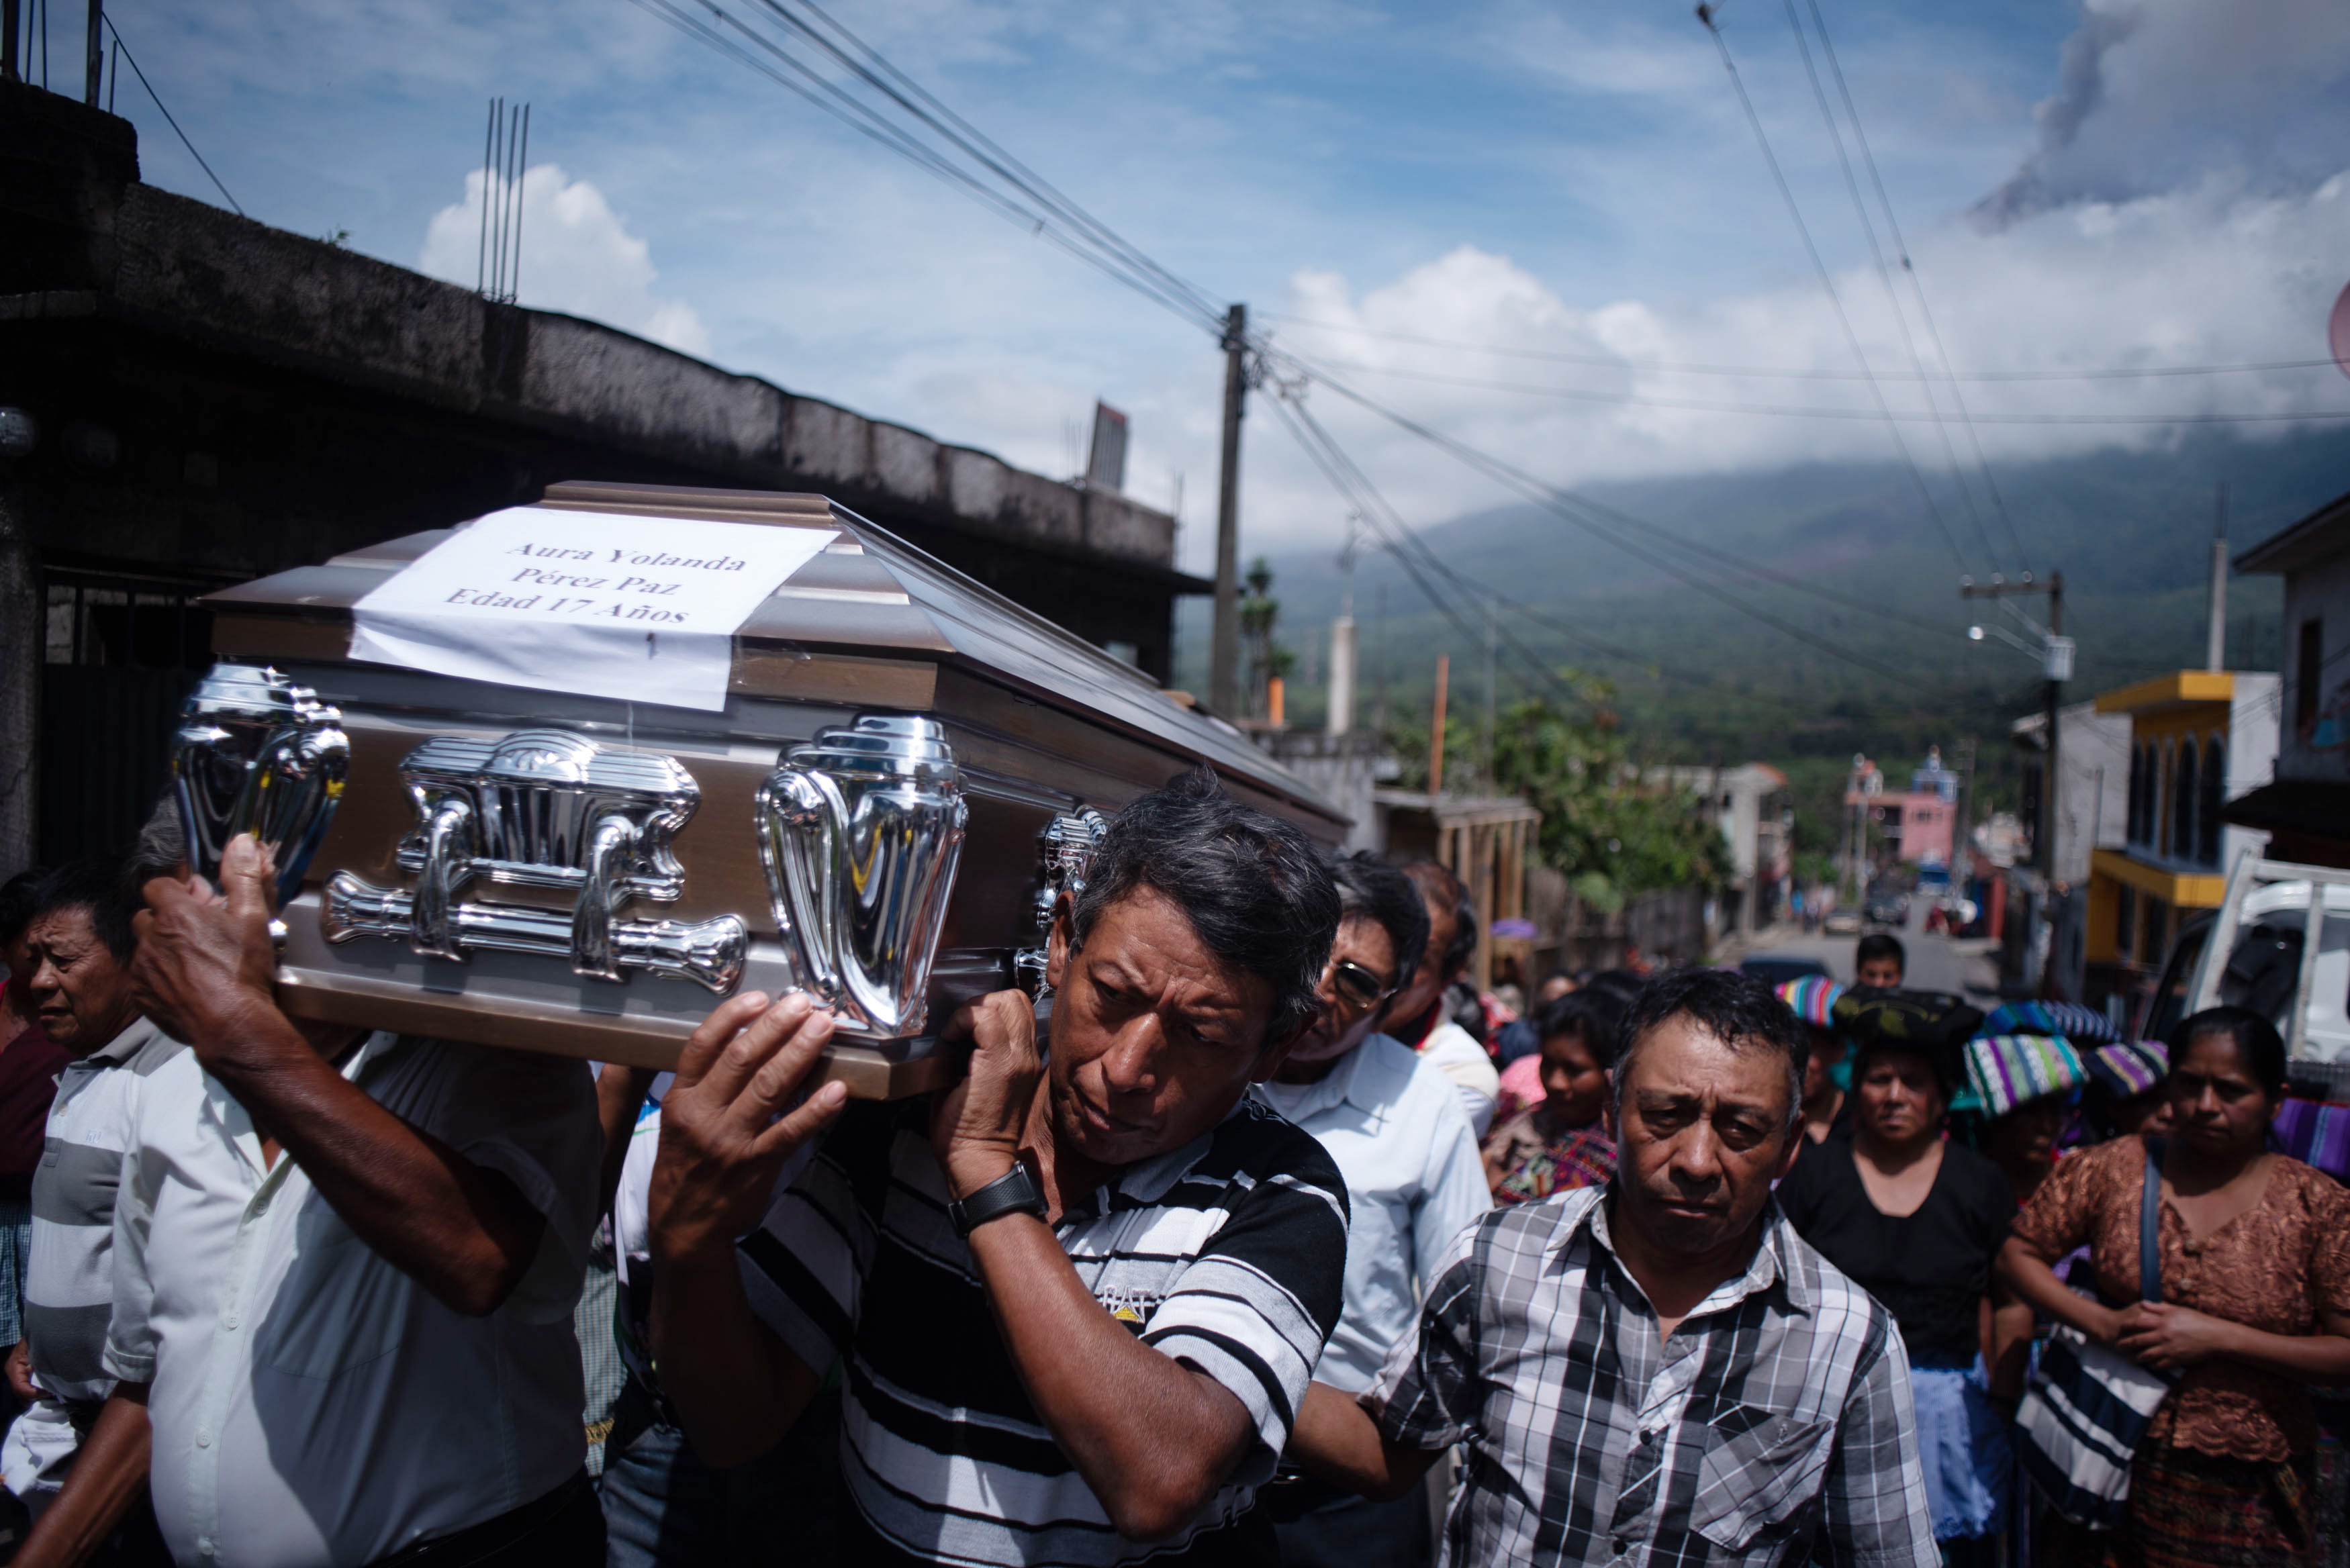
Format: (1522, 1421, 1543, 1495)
(67, 0, 2350, 576)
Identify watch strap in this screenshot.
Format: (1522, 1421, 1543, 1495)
(949, 1163, 1047, 1239)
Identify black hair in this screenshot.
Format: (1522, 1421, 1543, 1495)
(1327, 852, 1429, 996)
(1399, 861, 1478, 981)
(1849, 1035, 1963, 1100)
(2171, 1005, 2288, 1099)
(1579, 968, 1646, 1012)
(117, 794, 188, 908)
(35, 860, 137, 962)
(1070, 765, 1340, 1045)
(1536, 984, 1634, 1070)
(1615, 967, 1810, 1133)
(0, 869, 49, 948)
(1854, 933, 1906, 975)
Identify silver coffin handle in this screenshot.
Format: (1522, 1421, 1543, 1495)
(169, 664, 350, 908)
(754, 767, 847, 1008)
(322, 871, 747, 993)
(410, 795, 477, 961)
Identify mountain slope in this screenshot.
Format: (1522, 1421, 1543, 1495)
(1178, 428, 2350, 777)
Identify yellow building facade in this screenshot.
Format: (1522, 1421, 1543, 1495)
(2084, 670, 2277, 973)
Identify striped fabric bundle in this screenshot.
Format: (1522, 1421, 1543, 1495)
(1775, 975, 1847, 1029)
(2082, 1040, 2167, 1100)
(1981, 999, 2120, 1046)
(1964, 1032, 2088, 1118)
(2269, 1097, 2350, 1183)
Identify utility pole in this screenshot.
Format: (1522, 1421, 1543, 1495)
(83, 0, 100, 105)
(1209, 303, 1248, 716)
(1962, 572, 2070, 877)
(1327, 518, 1358, 738)
(1429, 655, 1450, 797)
(2208, 483, 2229, 672)
(1953, 735, 1977, 880)
(2, 0, 18, 83)
(1482, 595, 1497, 791)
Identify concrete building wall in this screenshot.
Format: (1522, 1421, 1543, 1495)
(2227, 673, 2282, 869)
(2282, 554, 2350, 783)
(0, 80, 1207, 869)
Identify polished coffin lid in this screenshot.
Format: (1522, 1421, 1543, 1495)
(201, 482, 1347, 1094)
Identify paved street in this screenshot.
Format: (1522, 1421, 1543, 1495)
(1730, 903, 2002, 1004)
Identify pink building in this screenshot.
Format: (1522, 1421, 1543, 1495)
(1844, 748, 1961, 869)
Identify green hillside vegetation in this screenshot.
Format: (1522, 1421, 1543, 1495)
(1176, 427, 2350, 871)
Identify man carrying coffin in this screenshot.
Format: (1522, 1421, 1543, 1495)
(650, 768, 1352, 1565)
(16, 833, 605, 1567)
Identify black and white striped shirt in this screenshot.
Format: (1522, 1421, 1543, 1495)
(739, 1095, 1350, 1566)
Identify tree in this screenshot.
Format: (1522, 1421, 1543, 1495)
(1237, 556, 1294, 718)
(1392, 681, 1730, 910)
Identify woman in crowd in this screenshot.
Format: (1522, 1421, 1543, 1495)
(1256, 853, 1489, 1568)
(1492, 969, 1638, 1124)
(2081, 1038, 2172, 1142)
(2000, 1007, 2350, 1567)
(1778, 1032, 2027, 1565)
(1481, 984, 1629, 1204)
(1966, 1032, 2087, 1208)
(1984, 1089, 2069, 1208)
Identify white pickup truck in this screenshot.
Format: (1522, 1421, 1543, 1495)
(2145, 854, 2350, 1096)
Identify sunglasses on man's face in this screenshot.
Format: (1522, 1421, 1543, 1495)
(1327, 958, 1395, 1014)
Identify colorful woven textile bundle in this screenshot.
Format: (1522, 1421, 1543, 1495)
(2270, 1097, 2350, 1183)
(1980, 999, 2120, 1046)
(1964, 1033, 2088, 1119)
(1776, 976, 1847, 1030)
(1491, 1124, 1615, 1207)
(2081, 1040, 2167, 1100)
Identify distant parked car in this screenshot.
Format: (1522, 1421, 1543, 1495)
(1741, 952, 1833, 988)
(1863, 893, 1910, 928)
(1822, 909, 1863, 936)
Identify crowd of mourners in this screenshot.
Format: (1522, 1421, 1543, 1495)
(0, 770, 2345, 1567)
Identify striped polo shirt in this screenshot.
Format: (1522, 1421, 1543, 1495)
(740, 1095, 1350, 1566)
(26, 1016, 183, 1403)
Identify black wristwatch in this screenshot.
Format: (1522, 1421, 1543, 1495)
(948, 1163, 1048, 1239)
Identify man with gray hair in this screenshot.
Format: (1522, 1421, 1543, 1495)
(1286, 967, 1936, 1566)
(0, 856, 177, 1564)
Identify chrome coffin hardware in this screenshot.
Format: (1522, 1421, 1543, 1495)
(755, 714, 968, 1038)
(1013, 807, 1109, 995)
(171, 663, 351, 907)
(322, 729, 747, 992)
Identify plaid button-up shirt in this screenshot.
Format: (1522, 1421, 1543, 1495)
(1371, 1185, 1935, 1567)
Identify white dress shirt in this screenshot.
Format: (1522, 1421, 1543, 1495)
(1415, 1021, 1500, 1138)
(103, 1033, 600, 1568)
(1254, 1034, 1491, 1392)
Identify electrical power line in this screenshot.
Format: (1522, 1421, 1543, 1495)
(1777, 0, 2013, 571)
(1268, 358, 1930, 685)
(638, 0, 2195, 722)
(1697, 2, 1987, 574)
(101, 15, 242, 217)
(1256, 313, 2341, 384)
(1270, 378, 2055, 729)
(1801, 0, 2036, 566)
(1280, 354, 2350, 425)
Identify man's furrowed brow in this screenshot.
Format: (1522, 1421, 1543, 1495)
(1634, 1086, 1774, 1116)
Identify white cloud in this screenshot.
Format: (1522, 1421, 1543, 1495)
(1247, 168, 2350, 557)
(418, 164, 710, 356)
